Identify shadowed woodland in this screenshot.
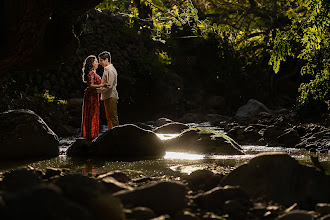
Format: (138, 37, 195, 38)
(0, 0, 329, 126)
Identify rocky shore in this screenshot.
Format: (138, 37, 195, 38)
(0, 98, 330, 219)
(1, 152, 330, 220)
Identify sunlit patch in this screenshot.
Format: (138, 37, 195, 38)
(169, 164, 209, 174)
(164, 151, 204, 160)
(155, 133, 180, 140)
(210, 154, 256, 160)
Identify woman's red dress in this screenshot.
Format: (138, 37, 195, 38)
(81, 71, 102, 140)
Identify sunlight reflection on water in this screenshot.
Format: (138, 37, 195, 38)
(164, 151, 204, 160)
(1, 127, 329, 177)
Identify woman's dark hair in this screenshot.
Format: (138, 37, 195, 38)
(82, 55, 96, 83)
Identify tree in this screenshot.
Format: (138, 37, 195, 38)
(269, 0, 330, 115)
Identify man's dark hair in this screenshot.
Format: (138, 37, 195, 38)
(98, 51, 111, 63)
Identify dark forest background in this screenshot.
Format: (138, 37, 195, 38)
(0, 0, 329, 130)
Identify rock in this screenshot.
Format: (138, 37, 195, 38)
(151, 215, 172, 220)
(114, 181, 187, 215)
(44, 168, 62, 179)
(275, 210, 314, 220)
(223, 199, 248, 219)
(194, 185, 250, 210)
(164, 127, 244, 155)
(97, 172, 131, 183)
(315, 203, 330, 216)
(236, 99, 272, 118)
(227, 125, 262, 145)
(173, 210, 199, 220)
(148, 118, 173, 127)
(66, 138, 92, 157)
(0, 109, 59, 159)
(1, 184, 93, 220)
(321, 214, 330, 220)
(67, 124, 166, 159)
(1, 168, 42, 192)
(277, 128, 301, 147)
(262, 125, 285, 140)
(261, 125, 285, 146)
(53, 173, 125, 220)
(184, 169, 223, 191)
(91, 124, 166, 159)
(153, 122, 189, 134)
(98, 176, 133, 194)
(179, 112, 209, 123)
(220, 152, 330, 209)
(127, 207, 157, 220)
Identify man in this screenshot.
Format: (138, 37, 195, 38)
(98, 51, 119, 129)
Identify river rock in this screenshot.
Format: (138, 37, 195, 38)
(0, 109, 59, 159)
(98, 176, 133, 193)
(153, 122, 189, 134)
(315, 203, 330, 216)
(277, 128, 301, 147)
(126, 207, 157, 220)
(114, 181, 187, 215)
(194, 185, 251, 210)
(163, 127, 244, 155)
(275, 210, 314, 220)
(67, 124, 166, 159)
(53, 173, 125, 220)
(146, 118, 173, 127)
(183, 169, 223, 191)
(1, 184, 93, 220)
(1, 168, 42, 192)
(220, 152, 330, 209)
(236, 99, 272, 118)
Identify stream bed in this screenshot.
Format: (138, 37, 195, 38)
(1, 123, 329, 177)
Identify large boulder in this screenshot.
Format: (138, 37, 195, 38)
(67, 124, 166, 160)
(163, 127, 244, 155)
(0, 109, 59, 159)
(236, 99, 272, 118)
(220, 152, 330, 209)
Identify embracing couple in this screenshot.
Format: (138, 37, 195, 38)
(81, 51, 119, 141)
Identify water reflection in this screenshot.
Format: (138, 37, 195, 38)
(1, 128, 329, 177)
(164, 152, 204, 160)
(82, 163, 98, 175)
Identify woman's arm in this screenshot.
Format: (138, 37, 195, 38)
(88, 83, 109, 88)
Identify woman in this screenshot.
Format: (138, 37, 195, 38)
(81, 55, 108, 140)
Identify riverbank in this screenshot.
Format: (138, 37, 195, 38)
(1, 151, 330, 220)
(1, 107, 330, 219)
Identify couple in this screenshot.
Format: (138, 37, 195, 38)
(81, 51, 119, 141)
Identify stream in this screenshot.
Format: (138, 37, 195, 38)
(1, 122, 329, 177)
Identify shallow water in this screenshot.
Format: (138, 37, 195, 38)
(1, 123, 329, 177)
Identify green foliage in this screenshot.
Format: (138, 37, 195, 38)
(269, 30, 295, 74)
(95, 0, 330, 116)
(0, 79, 69, 132)
(156, 50, 171, 64)
(269, 0, 330, 114)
